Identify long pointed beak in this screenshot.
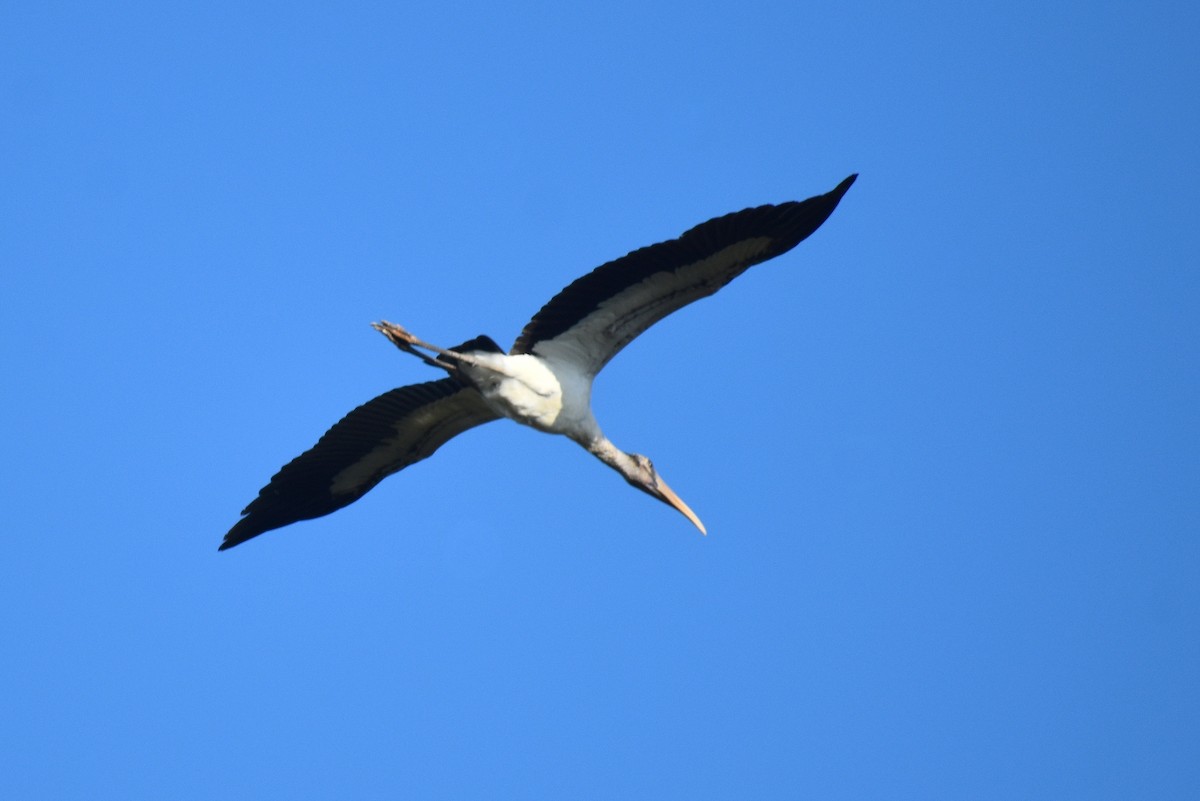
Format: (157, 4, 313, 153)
(651, 477, 707, 536)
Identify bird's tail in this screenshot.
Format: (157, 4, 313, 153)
(435, 334, 505, 373)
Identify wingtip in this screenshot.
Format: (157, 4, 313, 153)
(218, 518, 260, 551)
(833, 173, 858, 197)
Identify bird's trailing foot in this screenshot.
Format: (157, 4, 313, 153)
(372, 320, 492, 372)
(371, 320, 448, 370)
(371, 320, 421, 352)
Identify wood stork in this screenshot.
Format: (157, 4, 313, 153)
(220, 174, 856, 550)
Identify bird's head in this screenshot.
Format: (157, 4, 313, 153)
(625, 453, 707, 535)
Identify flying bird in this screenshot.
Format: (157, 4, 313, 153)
(220, 174, 856, 550)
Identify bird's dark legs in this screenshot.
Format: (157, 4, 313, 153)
(372, 320, 490, 372)
(372, 321, 447, 369)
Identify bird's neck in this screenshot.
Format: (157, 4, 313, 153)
(584, 436, 640, 483)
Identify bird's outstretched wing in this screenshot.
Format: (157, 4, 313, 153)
(512, 174, 857, 375)
(220, 378, 498, 550)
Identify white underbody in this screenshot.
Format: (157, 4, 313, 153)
(458, 352, 601, 446)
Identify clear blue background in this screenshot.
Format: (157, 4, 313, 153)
(2, 1, 1197, 798)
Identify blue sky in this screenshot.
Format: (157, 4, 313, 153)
(2, 1, 1197, 798)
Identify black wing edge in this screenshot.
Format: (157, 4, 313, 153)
(511, 173, 858, 353)
(220, 378, 487, 546)
(219, 376, 494, 551)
